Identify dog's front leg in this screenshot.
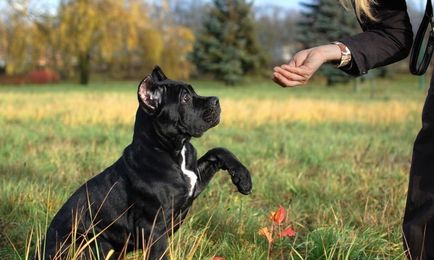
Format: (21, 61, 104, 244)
(194, 147, 252, 198)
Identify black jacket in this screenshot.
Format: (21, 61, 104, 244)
(339, 0, 413, 76)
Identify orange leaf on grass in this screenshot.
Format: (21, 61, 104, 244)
(279, 226, 296, 238)
(258, 227, 273, 243)
(270, 206, 286, 224)
(212, 257, 226, 260)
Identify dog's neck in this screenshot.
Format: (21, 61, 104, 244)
(132, 108, 188, 156)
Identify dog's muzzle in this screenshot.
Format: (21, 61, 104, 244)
(203, 97, 220, 125)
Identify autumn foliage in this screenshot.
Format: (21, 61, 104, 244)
(0, 0, 195, 84)
(258, 206, 296, 259)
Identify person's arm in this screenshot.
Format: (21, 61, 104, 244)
(339, 0, 413, 76)
(273, 0, 413, 87)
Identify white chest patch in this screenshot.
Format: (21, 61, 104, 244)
(181, 146, 197, 197)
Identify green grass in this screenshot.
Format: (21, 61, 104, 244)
(0, 75, 429, 259)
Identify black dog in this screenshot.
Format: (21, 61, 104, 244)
(39, 66, 252, 259)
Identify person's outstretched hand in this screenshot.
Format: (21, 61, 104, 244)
(273, 44, 342, 87)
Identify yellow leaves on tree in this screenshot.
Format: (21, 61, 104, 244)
(154, 0, 195, 80)
(4, 15, 34, 75)
(55, 0, 194, 82)
(161, 26, 195, 80)
(0, 22, 5, 66)
(1, 0, 195, 82)
(140, 30, 164, 74)
(57, 0, 119, 84)
(109, 0, 165, 76)
(58, 0, 98, 55)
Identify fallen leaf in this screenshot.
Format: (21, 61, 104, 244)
(270, 206, 285, 224)
(258, 227, 273, 243)
(212, 257, 226, 260)
(279, 226, 296, 238)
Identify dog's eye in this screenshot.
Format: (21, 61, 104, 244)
(181, 93, 191, 103)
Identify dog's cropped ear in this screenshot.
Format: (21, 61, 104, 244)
(151, 66, 168, 82)
(138, 76, 162, 115)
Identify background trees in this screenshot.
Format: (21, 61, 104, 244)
(0, 0, 421, 85)
(54, 0, 190, 84)
(190, 0, 265, 85)
(255, 6, 300, 67)
(2, 3, 35, 75)
(0, 0, 195, 85)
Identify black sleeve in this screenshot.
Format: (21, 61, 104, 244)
(339, 0, 413, 76)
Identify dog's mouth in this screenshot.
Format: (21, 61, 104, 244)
(203, 106, 221, 127)
(210, 115, 220, 127)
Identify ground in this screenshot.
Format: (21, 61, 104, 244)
(0, 75, 428, 259)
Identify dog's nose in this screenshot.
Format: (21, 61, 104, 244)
(209, 97, 219, 107)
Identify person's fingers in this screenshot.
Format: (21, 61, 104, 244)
(288, 59, 296, 67)
(273, 74, 304, 87)
(274, 66, 307, 82)
(274, 66, 303, 77)
(281, 65, 312, 78)
(273, 72, 305, 87)
(273, 66, 308, 86)
(272, 76, 287, 88)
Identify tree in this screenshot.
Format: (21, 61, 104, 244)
(56, 0, 165, 84)
(150, 0, 195, 80)
(255, 6, 300, 66)
(57, 0, 131, 84)
(105, 0, 164, 79)
(2, 1, 36, 75)
(0, 19, 5, 74)
(190, 0, 264, 85)
(297, 0, 359, 85)
(171, 0, 206, 34)
(0, 0, 196, 83)
(0, 1, 64, 77)
(160, 26, 195, 80)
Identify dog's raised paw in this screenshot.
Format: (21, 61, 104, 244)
(237, 175, 252, 195)
(230, 166, 252, 195)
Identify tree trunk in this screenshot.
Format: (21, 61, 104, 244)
(79, 53, 90, 85)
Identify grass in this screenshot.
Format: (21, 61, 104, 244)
(0, 75, 429, 259)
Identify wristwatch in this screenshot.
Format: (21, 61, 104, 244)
(332, 41, 352, 68)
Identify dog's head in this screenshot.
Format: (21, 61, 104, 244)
(137, 66, 220, 139)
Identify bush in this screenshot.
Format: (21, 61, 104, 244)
(27, 69, 59, 84)
(0, 69, 59, 85)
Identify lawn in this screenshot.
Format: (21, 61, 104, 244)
(0, 75, 429, 259)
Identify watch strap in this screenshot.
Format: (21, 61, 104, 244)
(332, 41, 352, 68)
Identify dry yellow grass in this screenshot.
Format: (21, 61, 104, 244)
(221, 99, 420, 126)
(0, 92, 422, 127)
(0, 84, 422, 259)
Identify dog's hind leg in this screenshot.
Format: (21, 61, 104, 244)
(147, 234, 168, 260)
(194, 147, 252, 197)
(77, 238, 119, 260)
